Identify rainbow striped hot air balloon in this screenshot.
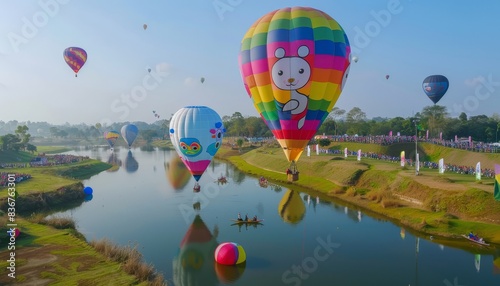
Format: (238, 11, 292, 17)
(104, 130, 120, 149)
(238, 7, 351, 175)
(63, 47, 87, 77)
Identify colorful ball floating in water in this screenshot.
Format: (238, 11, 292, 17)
(214, 242, 246, 265)
(83, 186, 93, 195)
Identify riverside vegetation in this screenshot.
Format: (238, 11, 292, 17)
(215, 140, 500, 246)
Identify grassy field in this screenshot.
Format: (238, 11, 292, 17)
(36, 146, 73, 154)
(0, 150, 33, 163)
(0, 160, 111, 199)
(0, 217, 165, 285)
(216, 141, 500, 245)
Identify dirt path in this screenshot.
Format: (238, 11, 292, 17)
(0, 246, 60, 286)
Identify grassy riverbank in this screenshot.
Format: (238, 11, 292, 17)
(0, 217, 166, 285)
(0, 159, 111, 199)
(0, 148, 167, 285)
(215, 142, 500, 245)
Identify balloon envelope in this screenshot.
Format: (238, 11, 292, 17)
(238, 7, 351, 163)
(422, 75, 449, 104)
(63, 47, 87, 76)
(121, 124, 139, 148)
(169, 106, 225, 182)
(143, 24, 148, 30)
(104, 131, 120, 148)
(352, 56, 359, 63)
(386, 75, 390, 80)
(201, 77, 205, 83)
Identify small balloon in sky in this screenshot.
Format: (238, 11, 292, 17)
(143, 24, 148, 30)
(201, 77, 205, 83)
(386, 74, 390, 80)
(352, 56, 359, 63)
(63, 47, 87, 77)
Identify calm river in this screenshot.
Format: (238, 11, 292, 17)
(52, 147, 500, 286)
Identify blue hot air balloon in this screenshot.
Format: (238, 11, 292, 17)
(121, 124, 139, 148)
(422, 75, 449, 104)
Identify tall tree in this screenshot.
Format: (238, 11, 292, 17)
(420, 105, 449, 138)
(345, 107, 367, 135)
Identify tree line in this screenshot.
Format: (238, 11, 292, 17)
(1, 105, 499, 149)
(222, 106, 500, 143)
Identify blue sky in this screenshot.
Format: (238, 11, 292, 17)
(1, 0, 500, 125)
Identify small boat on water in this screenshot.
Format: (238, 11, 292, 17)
(462, 234, 490, 246)
(231, 219, 264, 224)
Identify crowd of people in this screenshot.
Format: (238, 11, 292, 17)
(315, 147, 496, 179)
(0, 172, 32, 187)
(327, 135, 499, 153)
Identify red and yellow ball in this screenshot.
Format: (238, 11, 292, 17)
(214, 242, 246, 265)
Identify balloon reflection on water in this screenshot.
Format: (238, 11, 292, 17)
(123, 151, 139, 173)
(173, 214, 245, 285)
(278, 189, 306, 224)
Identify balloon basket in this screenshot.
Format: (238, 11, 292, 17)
(286, 161, 299, 181)
(287, 173, 299, 182)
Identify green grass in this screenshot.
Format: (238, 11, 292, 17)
(0, 160, 111, 198)
(150, 139, 174, 150)
(0, 150, 34, 163)
(216, 143, 500, 245)
(0, 219, 155, 285)
(35, 146, 73, 154)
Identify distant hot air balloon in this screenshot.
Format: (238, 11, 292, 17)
(238, 7, 351, 177)
(352, 56, 359, 63)
(148, 68, 152, 73)
(104, 130, 120, 148)
(422, 75, 449, 104)
(386, 75, 390, 80)
(63, 47, 87, 77)
(121, 124, 139, 148)
(201, 77, 205, 83)
(143, 24, 148, 30)
(169, 106, 225, 191)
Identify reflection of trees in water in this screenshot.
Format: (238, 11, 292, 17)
(140, 145, 155, 151)
(228, 168, 246, 185)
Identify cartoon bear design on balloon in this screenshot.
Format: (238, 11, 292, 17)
(271, 45, 311, 130)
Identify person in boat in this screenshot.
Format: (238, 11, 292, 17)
(237, 213, 243, 221)
(469, 231, 479, 241)
(252, 215, 258, 222)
